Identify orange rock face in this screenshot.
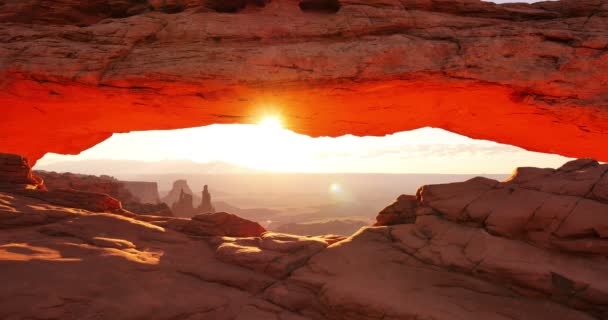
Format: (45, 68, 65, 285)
(1, 0, 607, 164)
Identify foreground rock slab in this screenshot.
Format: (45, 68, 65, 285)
(1, 155, 606, 319)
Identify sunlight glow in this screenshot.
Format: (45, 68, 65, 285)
(258, 116, 284, 130)
(35, 126, 574, 174)
(329, 183, 342, 193)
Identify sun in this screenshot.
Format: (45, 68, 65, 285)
(258, 116, 284, 130)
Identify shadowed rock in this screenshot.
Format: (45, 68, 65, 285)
(1, 156, 607, 319)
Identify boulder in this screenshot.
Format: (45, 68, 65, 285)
(164, 212, 266, 237)
(0, 153, 44, 190)
(376, 158, 608, 256)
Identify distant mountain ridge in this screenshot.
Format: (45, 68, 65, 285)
(34, 159, 262, 175)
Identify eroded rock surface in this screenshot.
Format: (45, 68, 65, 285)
(163, 211, 266, 237)
(1, 156, 607, 319)
(377, 158, 608, 255)
(1, 0, 608, 163)
(0, 153, 44, 190)
(35, 170, 173, 216)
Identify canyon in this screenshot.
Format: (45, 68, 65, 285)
(1, 153, 607, 319)
(1, 0, 608, 319)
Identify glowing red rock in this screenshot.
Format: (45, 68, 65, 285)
(0, 0, 607, 164)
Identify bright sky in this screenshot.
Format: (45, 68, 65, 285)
(37, 117, 572, 174)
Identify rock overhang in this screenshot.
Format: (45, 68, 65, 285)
(1, 0, 607, 164)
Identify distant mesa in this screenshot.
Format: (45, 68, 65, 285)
(35, 170, 173, 217)
(171, 188, 195, 216)
(161, 179, 196, 208)
(198, 185, 215, 214)
(35, 159, 262, 176)
(167, 180, 216, 217)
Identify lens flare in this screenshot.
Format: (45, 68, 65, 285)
(329, 183, 342, 193)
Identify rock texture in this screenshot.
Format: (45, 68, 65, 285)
(162, 179, 198, 208)
(171, 188, 196, 216)
(36, 170, 173, 216)
(36, 170, 139, 202)
(376, 158, 608, 255)
(122, 180, 162, 204)
(165, 181, 219, 217)
(1, 156, 607, 319)
(272, 219, 368, 236)
(1, 154, 126, 214)
(1, 0, 607, 164)
(0, 153, 44, 190)
(163, 212, 266, 237)
(198, 184, 216, 214)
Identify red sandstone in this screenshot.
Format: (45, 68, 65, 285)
(0, 0, 607, 164)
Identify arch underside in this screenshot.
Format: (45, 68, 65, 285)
(1, 0, 607, 164)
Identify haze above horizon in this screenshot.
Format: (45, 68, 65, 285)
(36, 125, 572, 175)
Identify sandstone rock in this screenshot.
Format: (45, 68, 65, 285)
(1, 159, 608, 319)
(162, 179, 197, 209)
(276, 226, 598, 320)
(121, 180, 162, 204)
(390, 215, 608, 316)
(0, 156, 127, 214)
(198, 184, 215, 214)
(592, 172, 608, 202)
(164, 211, 266, 237)
(0, 192, 304, 320)
(273, 219, 368, 236)
(508, 159, 608, 197)
(36, 170, 173, 216)
(216, 232, 328, 278)
(16, 188, 124, 213)
(374, 194, 418, 226)
(465, 186, 550, 237)
(377, 159, 608, 258)
(0, 192, 79, 228)
(123, 201, 173, 217)
(1, 0, 608, 164)
(35, 170, 137, 202)
(418, 177, 498, 221)
(170, 188, 196, 216)
(0, 153, 44, 190)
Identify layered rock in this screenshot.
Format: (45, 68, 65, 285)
(170, 188, 196, 216)
(1, 0, 608, 164)
(271, 219, 368, 236)
(0, 153, 44, 190)
(165, 181, 217, 217)
(162, 179, 198, 208)
(36, 170, 138, 202)
(0, 192, 294, 319)
(163, 211, 266, 237)
(36, 170, 173, 216)
(266, 225, 600, 320)
(121, 180, 162, 204)
(1, 158, 607, 319)
(198, 184, 215, 214)
(376, 158, 608, 256)
(0, 154, 125, 214)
